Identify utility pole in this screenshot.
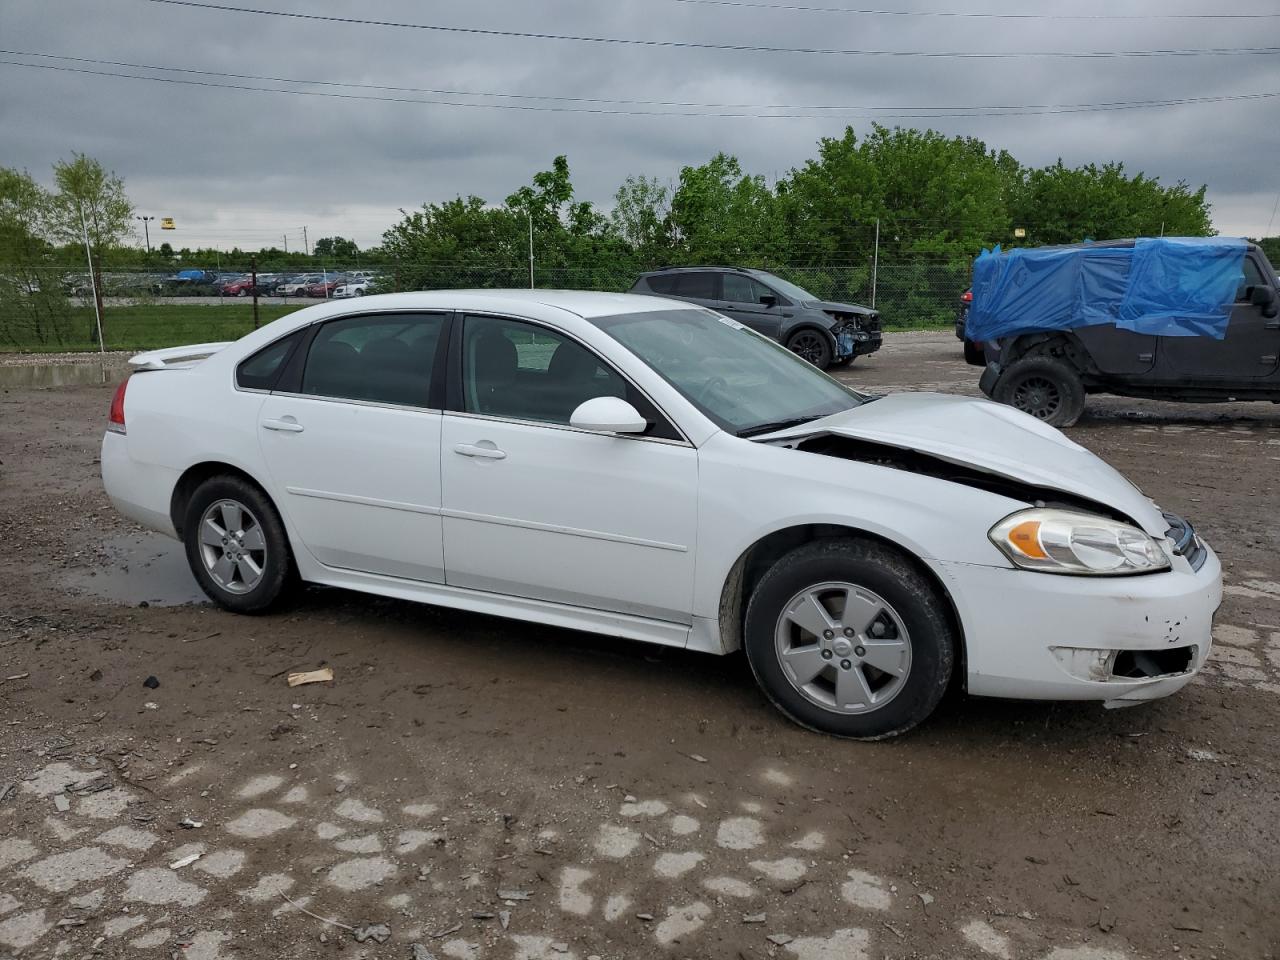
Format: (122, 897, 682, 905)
(528, 212, 534, 289)
(283, 234, 289, 254)
(79, 205, 105, 352)
(135, 215, 155, 254)
(251, 255, 260, 330)
(303, 226, 309, 257)
(871, 218, 880, 310)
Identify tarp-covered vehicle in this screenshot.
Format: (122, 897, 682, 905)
(970, 238, 1280, 426)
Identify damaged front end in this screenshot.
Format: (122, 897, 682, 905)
(822, 308, 883, 360)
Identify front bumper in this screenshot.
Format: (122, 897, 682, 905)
(837, 329, 882, 359)
(936, 542, 1222, 705)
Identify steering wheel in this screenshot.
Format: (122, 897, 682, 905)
(694, 376, 728, 406)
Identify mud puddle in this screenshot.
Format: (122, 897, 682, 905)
(63, 531, 207, 606)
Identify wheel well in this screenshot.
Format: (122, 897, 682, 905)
(717, 524, 967, 688)
(169, 462, 274, 539)
(1002, 332, 1093, 376)
(785, 324, 835, 346)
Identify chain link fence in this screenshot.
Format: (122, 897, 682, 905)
(0, 260, 971, 352)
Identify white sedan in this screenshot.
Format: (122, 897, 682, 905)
(101, 291, 1221, 738)
(332, 279, 372, 299)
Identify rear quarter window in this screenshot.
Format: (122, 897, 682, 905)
(236, 330, 303, 391)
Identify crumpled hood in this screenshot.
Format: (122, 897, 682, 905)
(801, 300, 876, 318)
(763, 392, 1168, 535)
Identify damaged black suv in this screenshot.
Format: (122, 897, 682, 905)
(630, 266, 882, 370)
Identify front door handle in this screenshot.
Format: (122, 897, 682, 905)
(262, 418, 305, 433)
(454, 442, 506, 460)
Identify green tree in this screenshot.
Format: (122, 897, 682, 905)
(1011, 161, 1212, 245)
(313, 235, 360, 259)
(611, 175, 674, 267)
(382, 196, 524, 289)
(780, 124, 1016, 262)
(48, 153, 134, 258)
(669, 153, 782, 264)
(0, 167, 73, 345)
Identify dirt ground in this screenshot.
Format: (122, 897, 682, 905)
(1, 331, 1279, 960)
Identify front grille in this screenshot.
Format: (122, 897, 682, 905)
(1163, 512, 1207, 571)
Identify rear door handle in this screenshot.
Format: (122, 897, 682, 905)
(454, 442, 506, 460)
(261, 418, 305, 433)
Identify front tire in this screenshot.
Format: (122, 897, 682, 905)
(183, 476, 293, 614)
(786, 329, 833, 369)
(993, 355, 1085, 427)
(744, 538, 954, 740)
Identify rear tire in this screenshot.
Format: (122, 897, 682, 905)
(786, 329, 833, 369)
(183, 475, 293, 614)
(993, 355, 1085, 427)
(743, 538, 955, 740)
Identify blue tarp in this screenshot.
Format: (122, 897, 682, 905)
(966, 237, 1247, 342)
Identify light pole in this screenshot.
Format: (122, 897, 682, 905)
(136, 213, 156, 252)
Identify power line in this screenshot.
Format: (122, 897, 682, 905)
(671, 0, 1280, 20)
(4, 56, 1280, 120)
(143, 0, 1280, 59)
(9, 49, 1280, 114)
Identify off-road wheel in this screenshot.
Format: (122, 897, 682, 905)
(993, 355, 1085, 427)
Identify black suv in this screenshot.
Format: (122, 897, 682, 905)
(979, 240, 1280, 426)
(630, 266, 882, 370)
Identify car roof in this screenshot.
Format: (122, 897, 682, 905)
(644, 265, 769, 276)
(267, 290, 685, 328)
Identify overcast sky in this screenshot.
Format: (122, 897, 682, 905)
(2, 0, 1278, 254)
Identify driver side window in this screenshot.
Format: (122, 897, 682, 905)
(460, 315, 680, 439)
(1237, 257, 1265, 302)
(722, 273, 769, 305)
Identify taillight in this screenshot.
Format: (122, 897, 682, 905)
(961, 290, 973, 303)
(108, 378, 128, 435)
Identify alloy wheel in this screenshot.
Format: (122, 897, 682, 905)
(773, 581, 912, 715)
(197, 499, 267, 594)
(1010, 375, 1062, 420)
(789, 332, 826, 365)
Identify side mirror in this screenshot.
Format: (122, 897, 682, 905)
(759, 294, 778, 308)
(1248, 284, 1278, 317)
(570, 396, 647, 435)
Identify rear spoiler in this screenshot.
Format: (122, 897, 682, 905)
(129, 342, 232, 371)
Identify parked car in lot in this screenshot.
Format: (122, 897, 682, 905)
(153, 269, 218, 294)
(275, 275, 323, 297)
(630, 266, 881, 370)
(102, 290, 1220, 739)
(973, 239, 1280, 426)
(304, 276, 349, 299)
(954, 289, 986, 365)
(332, 278, 372, 298)
(216, 275, 256, 298)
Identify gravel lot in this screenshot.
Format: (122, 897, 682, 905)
(1, 331, 1278, 960)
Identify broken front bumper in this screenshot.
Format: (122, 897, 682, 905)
(836, 328, 882, 359)
(934, 542, 1222, 705)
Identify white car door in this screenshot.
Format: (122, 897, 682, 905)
(257, 311, 449, 582)
(439, 314, 699, 624)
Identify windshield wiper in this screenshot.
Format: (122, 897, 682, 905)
(736, 416, 822, 439)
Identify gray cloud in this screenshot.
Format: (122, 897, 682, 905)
(2, 0, 1277, 250)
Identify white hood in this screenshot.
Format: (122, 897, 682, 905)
(765, 393, 1168, 536)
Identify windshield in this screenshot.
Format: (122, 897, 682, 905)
(591, 309, 864, 435)
(755, 273, 818, 303)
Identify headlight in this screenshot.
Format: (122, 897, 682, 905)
(989, 508, 1170, 576)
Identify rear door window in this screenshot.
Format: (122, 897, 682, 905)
(300, 313, 447, 407)
(672, 273, 718, 300)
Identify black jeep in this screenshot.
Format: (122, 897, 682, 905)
(976, 240, 1280, 426)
